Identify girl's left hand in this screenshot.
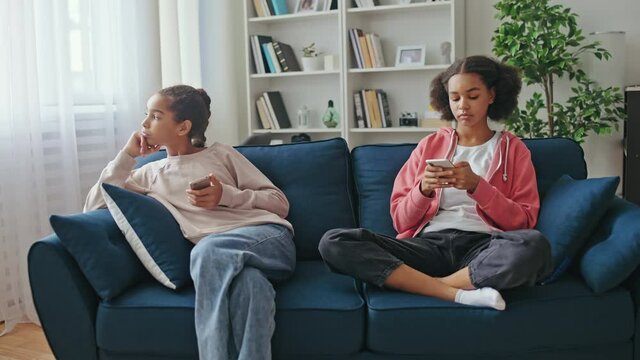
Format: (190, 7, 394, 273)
(186, 174, 223, 209)
(445, 161, 481, 193)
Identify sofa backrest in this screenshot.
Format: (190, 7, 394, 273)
(134, 139, 358, 260)
(236, 138, 357, 260)
(351, 137, 587, 237)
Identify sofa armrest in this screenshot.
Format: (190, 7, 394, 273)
(28, 234, 99, 360)
(622, 267, 640, 360)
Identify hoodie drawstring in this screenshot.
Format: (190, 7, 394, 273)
(503, 136, 510, 182)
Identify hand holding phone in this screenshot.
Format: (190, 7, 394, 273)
(425, 158, 455, 168)
(189, 175, 212, 190)
(420, 159, 455, 196)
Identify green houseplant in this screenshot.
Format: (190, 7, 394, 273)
(491, 0, 625, 143)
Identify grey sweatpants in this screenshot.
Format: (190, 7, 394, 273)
(318, 228, 552, 290)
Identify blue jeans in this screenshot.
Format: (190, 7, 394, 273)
(190, 224, 296, 360)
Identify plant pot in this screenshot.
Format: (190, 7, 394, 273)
(301, 57, 323, 71)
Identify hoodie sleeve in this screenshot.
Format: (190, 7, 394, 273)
(390, 141, 438, 235)
(469, 146, 540, 230)
(217, 147, 289, 219)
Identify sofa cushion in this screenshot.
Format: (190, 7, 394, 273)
(580, 197, 640, 293)
(365, 273, 633, 356)
(522, 138, 587, 198)
(101, 183, 194, 290)
(273, 261, 365, 357)
(96, 282, 198, 358)
(536, 175, 620, 283)
(236, 139, 357, 260)
(49, 209, 148, 300)
(96, 261, 365, 358)
(351, 144, 415, 237)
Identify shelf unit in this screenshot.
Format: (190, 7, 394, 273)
(243, 0, 465, 147)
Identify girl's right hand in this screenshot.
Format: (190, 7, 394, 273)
(123, 131, 160, 158)
(420, 165, 455, 196)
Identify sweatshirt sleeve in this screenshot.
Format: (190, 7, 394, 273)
(82, 151, 149, 212)
(217, 148, 289, 219)
(390, 141, 437, 234)
(469, 148, 540, 230)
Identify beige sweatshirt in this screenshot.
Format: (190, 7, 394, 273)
(84, 143, 293, 243)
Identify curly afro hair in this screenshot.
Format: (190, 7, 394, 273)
(429, 55, 522, 121)
(159, 85, 212, 147)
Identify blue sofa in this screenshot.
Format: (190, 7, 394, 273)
(29, 137, 640, 360)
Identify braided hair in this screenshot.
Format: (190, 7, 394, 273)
(159, 85, 212, 147)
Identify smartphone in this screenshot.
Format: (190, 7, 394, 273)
(189, 176, 211, 190)
(425, 159, 455, 168)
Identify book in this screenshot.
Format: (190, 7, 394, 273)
(254, 35, 273, 73)
(264, 91, 292, 129)
(349, 29, 363, 69)
(256, 96, 272, 129)
(270, 0, 288, 15)
(365, 90, 382, 128)
(376, 90, 390, 127)
(365, 34, 378, 68)
(252, 0, 266, 17)
(353, 92, 366, 128)
(358, 34, 373, 68)
(272, 41, 300, 72)
(262, 93, 280, 129)
(262, 0, 274, 16)
(261, 42, 282, 73)
(361, 89, 371, 128)
(370, 33, 386, 68)
(250, 36, 266, 74)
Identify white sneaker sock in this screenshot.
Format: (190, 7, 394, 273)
(454, 287, 506, 311)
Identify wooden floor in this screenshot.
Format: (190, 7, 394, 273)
(0, 323, 54, 360)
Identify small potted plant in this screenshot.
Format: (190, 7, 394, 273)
(301, 42, 323, 71)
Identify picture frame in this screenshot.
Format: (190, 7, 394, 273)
(395, 45, 426, 67)
(295, 0, 319, 13)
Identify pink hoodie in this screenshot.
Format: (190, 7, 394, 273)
(391, 128, 540, 239)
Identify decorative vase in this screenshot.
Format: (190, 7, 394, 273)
(322, 100, 339, 128)
(301, 56, 323, 71)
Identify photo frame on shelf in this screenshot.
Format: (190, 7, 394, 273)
(321, 0, 336, 11)
(295, 0, 319, 13)
(395, 45, 426, 67)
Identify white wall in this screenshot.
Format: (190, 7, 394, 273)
(466, 0, 640, 188)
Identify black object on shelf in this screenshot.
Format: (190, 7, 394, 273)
(624, 86, 640, 205)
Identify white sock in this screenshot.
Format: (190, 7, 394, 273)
(455, 287, 506, 311)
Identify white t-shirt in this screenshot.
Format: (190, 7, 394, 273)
(422, 131, 500, 234)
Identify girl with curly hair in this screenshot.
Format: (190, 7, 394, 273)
(319, 55, 552, 311)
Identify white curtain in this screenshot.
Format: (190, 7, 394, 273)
(159, 0, 202, 88)
(0, 0, 162, 335)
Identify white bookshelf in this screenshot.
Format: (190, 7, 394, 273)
(243, 0, 465, 146)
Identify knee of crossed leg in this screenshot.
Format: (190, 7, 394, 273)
(318, 228, 351, 265)
(231, 267, 275, 299)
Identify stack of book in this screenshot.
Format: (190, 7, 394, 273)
(353, 89, 392, 128)
(252, 0, 288, 17)
(250, 35, 301, 74)
(256, 91, 292, 130)
(349, 29, 385, 69)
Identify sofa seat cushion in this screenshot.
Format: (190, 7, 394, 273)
(96, 282, 198, 358)
(273, 260, 365, 357)
(365, 273, 633, 356)
(96, 261, 364, 358)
